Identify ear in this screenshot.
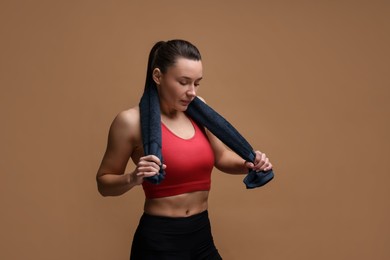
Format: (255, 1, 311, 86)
(152, 68, 162, 85)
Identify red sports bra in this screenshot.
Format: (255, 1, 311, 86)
(142, 118, 215, 199)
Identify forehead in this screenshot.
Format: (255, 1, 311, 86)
(167, 58, 203, 78)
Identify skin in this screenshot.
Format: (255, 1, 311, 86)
(96, 58, 273, 217)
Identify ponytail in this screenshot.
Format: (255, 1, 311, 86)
(144, 41, 165, 91)
(143, 39, 202, 91)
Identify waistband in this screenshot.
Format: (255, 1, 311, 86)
(138, 210, 210, 234)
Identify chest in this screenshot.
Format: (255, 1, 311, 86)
(161, 117, 195, 140)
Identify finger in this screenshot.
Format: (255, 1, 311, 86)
(141, 155, 162, 165)
(138, 160, 160, 170)
(137, 171, 160, 178)
(263, 162, 273, 171)
(245, 161, 254, 169)
(143, 171, 160, 177)
(136, 166, 160, 175)
(259, 158, 270, 171)
(254, 151, 262, 164)
(254, 153, 267, 171)
(254, 151, 265, 163)
(136, 165, 160, 175)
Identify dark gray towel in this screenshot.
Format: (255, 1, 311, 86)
(186, 97, 274, 189)
(139, 86, 274, 189)
(139, 84, 165, 183)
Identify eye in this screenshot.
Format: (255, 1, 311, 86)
(179, 81, 187, 86)
(195, 80, 201, 87)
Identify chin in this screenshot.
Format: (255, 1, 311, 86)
(176, 103, 189, 112)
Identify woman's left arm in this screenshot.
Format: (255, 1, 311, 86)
(206, 130, 272, 174)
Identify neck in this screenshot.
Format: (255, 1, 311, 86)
(160, 101, 181, 119)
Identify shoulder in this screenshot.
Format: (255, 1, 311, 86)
(109, 106, 141, 141)
(114, 106, 140, 127)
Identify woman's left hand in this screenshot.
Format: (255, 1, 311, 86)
(244, 151, 273, 172)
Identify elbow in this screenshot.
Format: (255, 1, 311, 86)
(97, 184, 114, 197)
(214, 157, 225, 172)
(97, 186, 109, 197)
(96, 176, 109, 197)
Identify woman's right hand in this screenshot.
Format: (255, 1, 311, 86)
(130, 155, 167, 186)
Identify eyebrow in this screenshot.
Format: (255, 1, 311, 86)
(179, 76, 203, 81)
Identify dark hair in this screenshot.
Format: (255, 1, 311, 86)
(144, 39, 201, 90)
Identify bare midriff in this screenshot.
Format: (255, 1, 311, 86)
(144, 190, 209, 217)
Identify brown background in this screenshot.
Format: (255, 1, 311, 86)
(1, 0, 389, 259)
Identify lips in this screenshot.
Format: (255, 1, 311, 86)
(181, 100, 192, 106)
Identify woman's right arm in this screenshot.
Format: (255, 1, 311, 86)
(96, 110, 137, 196)
(96, 109, 166, 196)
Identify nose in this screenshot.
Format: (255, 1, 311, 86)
(186, 84, 196, 97)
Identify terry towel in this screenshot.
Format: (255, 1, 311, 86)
(139, 84, 274, 189)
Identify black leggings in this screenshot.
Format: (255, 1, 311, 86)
(130, 210, 222, 259)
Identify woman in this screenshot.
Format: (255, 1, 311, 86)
(96, 39, 273, 259)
